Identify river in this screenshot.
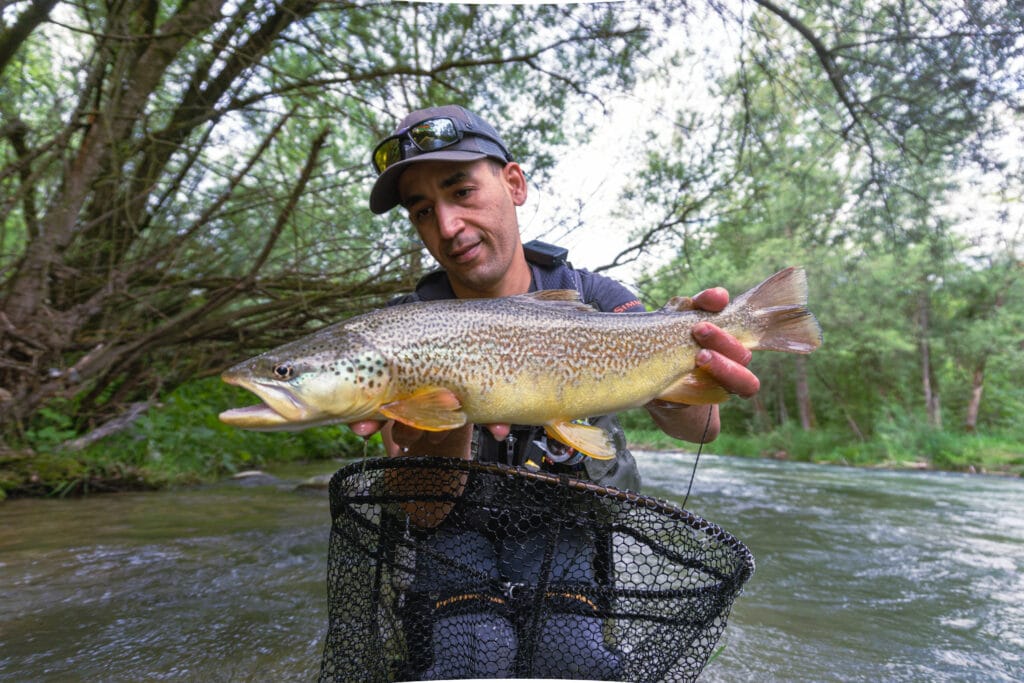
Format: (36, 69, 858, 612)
(1, 453, 1021, 682)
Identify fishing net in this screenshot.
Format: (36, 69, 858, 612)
(318, 456, 754, 682)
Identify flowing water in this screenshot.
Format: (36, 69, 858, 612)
(1, 453, 1021, 682)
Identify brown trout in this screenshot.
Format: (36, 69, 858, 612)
(219, 266, 822, 459)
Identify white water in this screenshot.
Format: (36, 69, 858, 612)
(1, 454, 1021, 681)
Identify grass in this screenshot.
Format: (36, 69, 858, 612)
(627, 421, 1024, 476)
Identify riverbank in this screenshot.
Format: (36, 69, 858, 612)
(628, 425, 1024, 477)
(1, 378, 383, 501)
(0, 429, 380, 503)
(3, 422, 1020, 501)
(3, 376, 1020, 500)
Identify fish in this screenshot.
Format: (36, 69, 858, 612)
(219, 266, 822, 459)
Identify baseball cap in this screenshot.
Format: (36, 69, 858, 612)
(369, 104, 512, 214)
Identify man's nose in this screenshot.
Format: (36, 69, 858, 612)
(434, 203, 464, 239)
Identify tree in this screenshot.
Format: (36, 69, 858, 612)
(3, 0, 1021, 450)
(620, 0, 1024, 255)
(628, 0, 1023, 440)
(0, 1, 658, 444)
(944, 243, 1024, 432)
(743, 0, 1023, 205)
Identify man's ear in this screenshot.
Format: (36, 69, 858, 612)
(502, 162, 528, 206)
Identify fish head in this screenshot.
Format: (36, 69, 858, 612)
(218, 332, 391, 431)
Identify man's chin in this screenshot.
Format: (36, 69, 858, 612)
(447, 267, 502, 297)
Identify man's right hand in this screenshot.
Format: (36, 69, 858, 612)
(348, 420, 511, 458)
(359, 420, 487, 529)
(385, 421, 473, 459)
(348, 420, 386, 439)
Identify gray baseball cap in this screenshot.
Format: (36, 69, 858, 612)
(369, 104, 512, 214)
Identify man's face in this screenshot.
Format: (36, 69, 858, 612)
(397, 158, 529, 298)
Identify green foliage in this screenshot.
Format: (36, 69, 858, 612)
(1, 377, 381, 497)
(0, 1, 662, 445)
(85, 378, 378, 479)
(23, 404, 79, 450)
(632, 0, 1023, 456)
(626, 420, 1023, 476)
(3, 1, 1023, 493)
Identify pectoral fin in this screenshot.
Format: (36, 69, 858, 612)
(657, 369, 730, 405)
(379, 387, 467, 431)
(544, 420, 616, 461)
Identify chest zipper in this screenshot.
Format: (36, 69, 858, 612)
(505, 432, 517, 466)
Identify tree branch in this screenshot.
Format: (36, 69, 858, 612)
(0, 0, 58, 74)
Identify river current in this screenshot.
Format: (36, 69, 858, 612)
(1, 452, 1021, 681)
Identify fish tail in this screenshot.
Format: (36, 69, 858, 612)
(738, 267, 823, 354)
(652, 268, 823, 408)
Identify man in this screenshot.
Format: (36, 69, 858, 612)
(350, 103, 758, 454)
(348, 104, 760, 679)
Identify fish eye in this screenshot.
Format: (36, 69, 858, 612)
(273, 363, 294, 380)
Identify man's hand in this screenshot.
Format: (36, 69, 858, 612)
(385, 421, 473, 459)
(688, 287, 760, 398)
(645, 286, 761, 444)
(355, 419, 509, 528)
(371, 422, 479, 529)
(348, 419, 510, 456)
(348, 420, 386, 439)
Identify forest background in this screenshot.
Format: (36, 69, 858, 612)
(1, 0, 1021, 498)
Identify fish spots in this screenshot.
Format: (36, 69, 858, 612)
(332, 351, 389, 393)
(361, 296, 668, 405)
(322, 361, 348, 377)
(224, 284, 762, 430)
(354, 356, 382, 387)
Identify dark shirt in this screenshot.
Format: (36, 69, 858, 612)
(388, 257, 643, 492)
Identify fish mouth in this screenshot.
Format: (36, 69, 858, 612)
(218, 403, 291, 429)
(219, 373, 311, 428)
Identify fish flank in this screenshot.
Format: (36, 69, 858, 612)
(219, 268, 823, 453)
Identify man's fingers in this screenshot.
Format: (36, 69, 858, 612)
(386, 422, 477, 459)
(693, 322, 752, 366)
(486, 424, 511, 441)
(388, 421, 510, 448)
(349, 420, 384, 438)
(690, 287, 729, 313)
(390, 421, 434, 447)
(696, 349, 760, 399)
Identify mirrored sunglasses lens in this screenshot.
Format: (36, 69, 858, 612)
(373, 139, 402, 173)
(410, 118, 458, 151)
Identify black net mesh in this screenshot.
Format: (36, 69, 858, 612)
(318, 457, 754, 682)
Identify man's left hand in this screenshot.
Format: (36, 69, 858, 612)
(687, 287, 760, 398)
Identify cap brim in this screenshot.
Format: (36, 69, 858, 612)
(369, 150, 490, 214)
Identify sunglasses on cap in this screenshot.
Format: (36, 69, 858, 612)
(371, 116, 510, 174)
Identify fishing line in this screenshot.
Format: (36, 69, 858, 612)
(681, 405, 714, 509)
